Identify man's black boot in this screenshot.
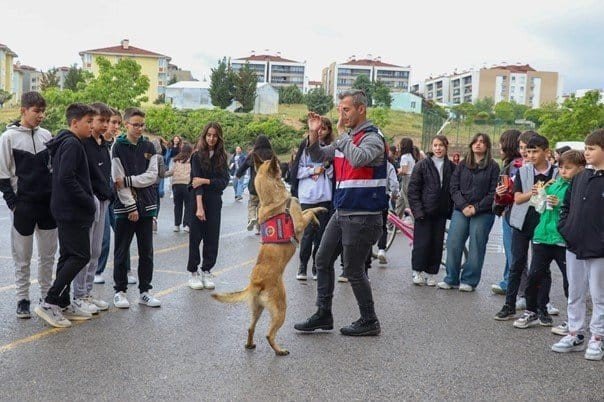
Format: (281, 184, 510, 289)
(340, 318, 381, 336)
(294, 308, 333, 332)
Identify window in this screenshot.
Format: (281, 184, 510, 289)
(411, 101, 416, 108)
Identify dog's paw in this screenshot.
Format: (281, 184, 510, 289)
(275, 349, 289, 356)
(245, 343, 256, 350)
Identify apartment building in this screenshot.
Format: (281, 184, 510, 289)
(0, 43, 18, 96)
(13, 63, 43, 93)
(322, 56, 411, 101)
(422, 64, 561, 108)
(231, 52, 306, 91)
(79, 39, 172, 104)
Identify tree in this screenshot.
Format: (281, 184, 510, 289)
(372, 81, 392, 108)
(451, 102, 476, 123)
(63, 64, 91, 91)
(511, 102, 529, 122)
(232, 63, 257, 113)
(368, 107, 391, 129)
(352, 74, 373, 106)
(0, 89, 13, 108)
(305, 88, 333, 115)
(539, 91, 604, 143)
(40, 68, 60, 91)
(209, 58, 235, 109)
(494, 101, 515, 124)
(80, 57, 150, 109)
(278, 84, 304, 104)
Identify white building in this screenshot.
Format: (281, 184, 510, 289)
(165, 81, 213, 110)
(253, 83, 279, 114)
(231, 52, 306, 92)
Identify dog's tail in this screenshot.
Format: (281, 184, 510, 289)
(211, 285, 254, 304)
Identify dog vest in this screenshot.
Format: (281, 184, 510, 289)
(260, 198, 298, 245)
(333, 125, 389, 212)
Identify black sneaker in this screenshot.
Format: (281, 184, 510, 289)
(16, 299, 31, 319)
(296, 266, 307, 281)
(494, 304, 516, 321)
(513, 310, 539, 328)
(340, 318, 381, 336)
(538, 310, 553, 327)
(294, 309, 333, 332)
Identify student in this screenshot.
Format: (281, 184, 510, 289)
(395, 137, 417, 218)
(165, 141, 192, 232)
(71, 103, 113, 314)
(375, 154, 400, 265)
(0, 92, 57, 319)
(495, 134, 558, 320)
(94, 109, 135, 285)
(111, 108, 160, 308)
(552, 129, 604, 361)
(407, 135, 454, 286)
(229, 146, 246, 201)
(186, 122, 230, 290)
(34, 103, 96, 328)
(513, 150, 584, 329)
(439, 133, 499, 291)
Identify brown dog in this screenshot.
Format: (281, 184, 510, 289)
(212, 155, 326, 356)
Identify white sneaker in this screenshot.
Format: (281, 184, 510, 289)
(585, 337, 604, 361)
(437, 281, 457, 290)
(412, 271, 426, 286)
(138, 292, 161, 307)
(113, 292, 130, 309)
(425, 275, 437, 287)
(546, 303, 559, 316)
(73, 297, 99, 315)
(551, 322, 569, 336)
(337, 274, 348, 283)
(201, 271, 215, 289)
(552, 334, 586, 353)
(312, 273, 317, 281)
(188, 272, 204, 290)
(93, 274, 105, 284)
(34, 303, 72, 328)
(516, 297, 527, 311)
(173, 225, 180, 232)
(127, 274, 137, 285)
(62, 304, 93, 321)
(377, 249, 387, 265)
(183, 226, 190, 233)
(83, 295, 109, 311)
(247, 219, 257, 231)
(152, 218, 158, 234)
(459, 284, 474, 292)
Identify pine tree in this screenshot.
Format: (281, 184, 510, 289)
(209, 58, 234, 109)
(233, 63, 257, 112)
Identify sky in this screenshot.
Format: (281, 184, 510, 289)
(2, 0, 602, 93)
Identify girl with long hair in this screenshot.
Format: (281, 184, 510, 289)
(165, 141, 193, 233)
(186, 122, 230, 290)
(395, 137, 417, 218)
(439, 133, 500, 291)
(407, 135, 455, 286)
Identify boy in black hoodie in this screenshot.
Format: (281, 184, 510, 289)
(35, 103, 96, 328)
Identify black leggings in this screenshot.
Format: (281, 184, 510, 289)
(172, 184, 191, 227)
(187, 195, 222, 272)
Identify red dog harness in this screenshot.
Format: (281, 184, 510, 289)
(260, 198, 298, 245)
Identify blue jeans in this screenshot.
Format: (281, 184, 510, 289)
(498, 217, 513, 291)
(233, 177, 245, 198)
(96, 204, 130, 274)
(444, 210, 495, 288)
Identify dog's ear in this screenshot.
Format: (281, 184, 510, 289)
(268, 155, 281, 177)
(253, 153, 264, 172)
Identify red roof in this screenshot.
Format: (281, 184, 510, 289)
(80, 45, 169, 58)
(235, 54, 300, 63)
(340, 59, 403, 68)
(14, 64, 38, 71)
(489, 64, 536, 73)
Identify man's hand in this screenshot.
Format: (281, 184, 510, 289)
(547, 195, 559, 207)
(531, 184, 539, 196)
(495, 184, 508, 196)
(462, 205, 473, 217)
(115, 177, 125, 190)
(192, 177, 210, 188)
(468, 205, 476, 216)
(196, 208, 206, 221)
(307, 112, 321, 145)
(336, 106, 346, 134)
(128, 211, 139, 222)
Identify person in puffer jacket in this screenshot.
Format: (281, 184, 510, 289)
(0, 92, 57, 319)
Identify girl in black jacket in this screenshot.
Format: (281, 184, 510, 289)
(440, 133, 500, 291)
(407, 135, 454, 286)
(186, 122, 230, 290)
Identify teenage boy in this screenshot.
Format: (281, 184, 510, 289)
(0, 91, 57, 319)
(513, 150, 585, 329)
(495, 134, 558, 321)
(34, 103, 96, 328)
(111, 108, 160, 308)
(552, 129, 604, 361)
(94, 109, 135, 285)
(71, 103, 113, 314)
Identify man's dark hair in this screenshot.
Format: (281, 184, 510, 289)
(559, 150, 586, 167)
(109, 107, 122, 119)
(339, 90, 368, 107)
(66, 103, 95, 125)
(585, 128, 604, 148)
(89, 102, 112, 118)
(123, 107, 145, 121)
(526, 134, 549, 150)
(21, 91, 46, 109)
(519, 130, 538, 144)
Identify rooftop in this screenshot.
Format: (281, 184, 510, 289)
(0, 43, 18, 57)
(489, 64, 536, 73)
(234, 54, 301, 64)
(340, 58, 405, 68)
(80, 39, 170, 59)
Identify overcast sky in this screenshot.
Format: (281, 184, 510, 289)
(2, 0, 602, 93)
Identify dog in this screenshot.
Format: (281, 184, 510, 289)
(212, 155, 326, 356)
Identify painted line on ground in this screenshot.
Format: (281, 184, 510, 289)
(0, 257, 255, 354)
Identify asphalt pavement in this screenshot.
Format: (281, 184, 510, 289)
(0, 187, 601, 401)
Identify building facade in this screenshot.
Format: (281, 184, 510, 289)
(322, 57, 411, 101)
(79, 39, 171, 104)
(231, 53, 306, 91)
(0, 44, 18, 97)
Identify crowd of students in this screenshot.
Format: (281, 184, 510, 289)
(0, 90, 602, 361)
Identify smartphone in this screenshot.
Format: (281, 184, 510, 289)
(499, 174, 510, 187)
